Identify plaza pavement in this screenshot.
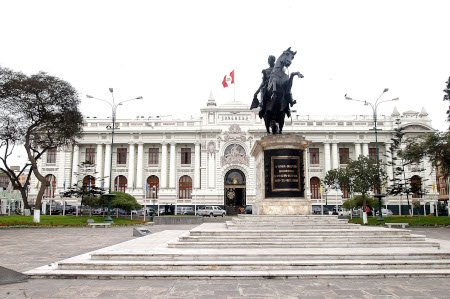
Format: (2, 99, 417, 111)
(1, 223, 450, 298)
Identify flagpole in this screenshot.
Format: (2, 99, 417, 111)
(233, 69, 236, 102)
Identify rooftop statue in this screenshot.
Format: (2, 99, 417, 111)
(250, 47, 303, 134)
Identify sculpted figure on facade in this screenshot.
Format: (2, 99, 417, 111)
(224, 124, 246, 142)
(221, 144, 249, 167)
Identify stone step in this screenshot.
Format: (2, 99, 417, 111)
(26, 268, 450, 279)
(90, 251, 450, 261)
(56, 259, 450, 271)
(226, 224, 358, 229)
(169, 241, 440, 248)
(179, 236, 427, 242)
(189, 229, 409, 236)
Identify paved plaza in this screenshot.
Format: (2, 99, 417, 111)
(1, 224, 450, 298)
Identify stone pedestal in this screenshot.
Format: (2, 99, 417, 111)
(251, 134, 312, 215)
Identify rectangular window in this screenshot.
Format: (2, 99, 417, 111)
(369, 148, 377, 161)
(47, 148, 57, 164)
(85, 148, 96, 164)
(148, 148, 159, 165)
(309, 148, 320, 165)
(339, 148, 349, 164)
(181, 148, 191, 165)
(117, 148, 127, 165)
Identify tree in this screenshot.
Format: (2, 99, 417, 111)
(342, 195, 377, 210)
(444, 76, 450, 125)
(402, 131, 450, 179)
(0, 67, 83, 221)
(324, 168, 351, 195)
(111, 192, 141, 211)
(62, 162, 106, 215)
(346, 156, 387, 213)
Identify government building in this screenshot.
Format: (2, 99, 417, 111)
(29, 94, 440, 214)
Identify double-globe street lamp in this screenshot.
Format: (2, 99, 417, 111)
(86, 89, 143, 222)
(345, 89, 399, 220)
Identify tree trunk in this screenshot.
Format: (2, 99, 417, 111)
(19, 188, 31, 210)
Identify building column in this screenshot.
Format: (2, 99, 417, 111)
(331, 143, 339, 169)
(354, 143, 361, 159)
(160, 143, 168, 188)
(128, 143, 136, 190)
(324, 143, 331, 173)
(169, 142, 176, 189)
(304, 147, 310, 199)
(136, 143, 144, 189)
(95, 144, 103, 181)
(194, 142, 201, 189)
(104, 144, 111, 190)
(71, 145, 79, 186)
(362, 143, 369, 157)
(385, 143, 393, 183)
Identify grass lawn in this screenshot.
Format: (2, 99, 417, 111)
(0, 215, 145, 227)
(349, 216, 450, 226)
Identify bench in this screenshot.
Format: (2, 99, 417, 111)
(88, 223, 112, 228)
(385, 222, 409, 229)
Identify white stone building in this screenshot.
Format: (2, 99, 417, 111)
(29, 94, 439, 214)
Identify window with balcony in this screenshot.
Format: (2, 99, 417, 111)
(309, 148, 320, 165)
(85, 148, 96, 164)
(148, 148, 159, 165)
(47, 148, 57, 164)
(181, 148, 191, 165)
(339, 148, 349, 164)
(117, 148, 127, 165)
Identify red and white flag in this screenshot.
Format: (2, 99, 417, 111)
(222, 70, 235, 88)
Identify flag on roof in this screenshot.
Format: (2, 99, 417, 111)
(222, 70, 235, 88)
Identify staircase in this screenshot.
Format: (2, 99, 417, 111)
(26, 215, 450, 278)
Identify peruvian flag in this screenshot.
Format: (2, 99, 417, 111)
(222, 70, 235, 88)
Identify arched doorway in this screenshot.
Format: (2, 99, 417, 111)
(224, 169, 246, 215)
(44, 174, 56, 198)
(83, 175, 95, 190)
(310, 177, 321, 199)
(114, 175, 127, 192)
(146, 175, 159, 198)
(178, 175, 192, 199)
(411, 175, 422, 198)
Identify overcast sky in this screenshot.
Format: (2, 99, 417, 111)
(1, 0, 449, 134)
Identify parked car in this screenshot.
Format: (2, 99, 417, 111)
(338, 208, 352, 217)
(197, 206, 226, 217)
(177, 206, 195, 215)
(375, 208, 394, 216)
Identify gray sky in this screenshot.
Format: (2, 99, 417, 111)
(1, 0, 449, 133)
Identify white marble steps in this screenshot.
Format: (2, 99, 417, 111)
(28, 269, 450, 279)
(25, 218, 450, 279)
(169, 240, 439, 248)
(56, 259, 450, 271)
(89, 251, 450, 261)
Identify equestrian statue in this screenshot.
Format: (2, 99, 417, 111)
(250, 47, 303, 134)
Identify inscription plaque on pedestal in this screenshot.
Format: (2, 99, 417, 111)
(264, 148, 304, 198)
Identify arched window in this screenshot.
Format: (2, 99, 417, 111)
(114, 175, 127, 192)
(310, 177, 321, 199)
(178, 175, 192, 199)
(147, 175, 159, 198)
(410, 175, 422, 198)
(44, 174, 56, 198)
(83, 175, 95, 190)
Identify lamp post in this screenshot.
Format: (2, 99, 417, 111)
(345, 89, 399, 220)
(86, 89, 142, 222)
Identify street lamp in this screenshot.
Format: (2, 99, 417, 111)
(345, 89, 399, 220)
(86, 89, 143, 222)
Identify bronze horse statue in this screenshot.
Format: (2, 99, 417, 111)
(251, 47, 303, 134)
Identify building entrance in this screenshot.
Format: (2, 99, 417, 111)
(224, 169, 246, 215)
